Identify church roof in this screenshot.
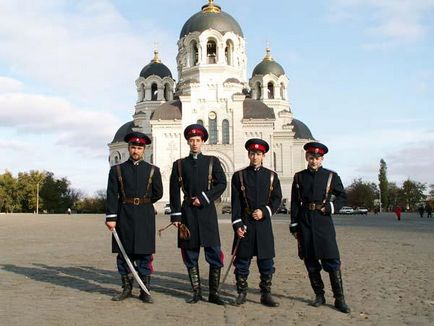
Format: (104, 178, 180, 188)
(180, 1, 243, 38)
(252, 48, 285, 77)
(243, 99, 275, 119)
(139, 50, 173, 79)
(112, 121, 135, 143)
(291, 119, 314, 139)
(150, 100, 182, 120)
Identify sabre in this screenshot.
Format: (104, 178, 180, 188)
(112, 229, 150, 296)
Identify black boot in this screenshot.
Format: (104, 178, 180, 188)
(329, 270, 351, 313)
(208, 267, 225, 305)
(259, 274, 279, 307)
(187, 266, 202, 303)
(232, 274, 248, 306)
(139, 275, 153, 303)
(112, 274, 133, 301)
(308, 271, 326, 307)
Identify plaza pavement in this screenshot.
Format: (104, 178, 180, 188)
(0, 212, 433, 325)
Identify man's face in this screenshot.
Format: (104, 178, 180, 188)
(188, 136, 204, 153)
(128, 144, 145, 161)
(306, 153, 323, 170)
(248, 150, 264, 167)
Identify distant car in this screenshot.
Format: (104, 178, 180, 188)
(338, 206, 354, 215)
(353, 207, 368, 215)
(164, 204, 171, 215)
(221, 205, 231, 214)
(277, 206, 289, 214)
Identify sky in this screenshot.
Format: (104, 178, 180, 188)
(0, 0, 433, 195)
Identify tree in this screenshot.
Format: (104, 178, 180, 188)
(346, 178, 378, 209)
(75, 189, 106, 213)
(16, 170, 46, 212)
(387, 182, 400, 209)
(39, 172, 75, 213)
(0, 170, 20, 213)
(400, 179, 426, 211)
(378, 159, 389, 211)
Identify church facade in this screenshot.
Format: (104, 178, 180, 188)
(108, 1, 315, 204)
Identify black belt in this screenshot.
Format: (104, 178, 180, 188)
(123, 197, 151, 205)
(303, 202, 323, 211)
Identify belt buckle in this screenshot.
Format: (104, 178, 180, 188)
(133, 198, 140, 205)
(309, 203, 316, 210)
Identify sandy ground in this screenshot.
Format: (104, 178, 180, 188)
(0, 212, 433, 326)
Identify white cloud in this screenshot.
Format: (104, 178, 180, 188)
(0, 82, 122, 157)
(328, 0, 434, 46)
(0, 0, 176, 106)
(0, 77, 24, 93)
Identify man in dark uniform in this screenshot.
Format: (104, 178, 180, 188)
(290, 142, 351, 313)
(105, 132, 163, 303)
(169, 124, 227, 305)
(231, 139, 282, 307)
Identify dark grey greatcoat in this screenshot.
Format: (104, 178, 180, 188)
(231, 166, 282, 259)
(290, 166, 346, 260)
(106, 159, 163, 254)
(169, 153, 227, 249)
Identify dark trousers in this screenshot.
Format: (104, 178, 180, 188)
(116, 253, 154, 276)
(181, 246, 224, 269)
(304, 258, 341, 273)
(234, 256, 274, 276)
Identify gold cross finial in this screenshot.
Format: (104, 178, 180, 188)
(152, 43, 161, 63)
(264, 47, 273, 61)
(202, 0, 221, 13)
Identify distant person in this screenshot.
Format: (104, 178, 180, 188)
(105, 132, 163, 303)
(67, 208, 72, 215)
(425, 203, 432, 218)
(418, 206, 424, 218)
(394, 205, 402, 221)
(230, 139, 282, 307)
(290, 142, 350, 313)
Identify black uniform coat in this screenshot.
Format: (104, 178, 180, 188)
(231, 166, 282, 259)
(290, 167, 346, 260)
(170, 153, 227, 249)
(106, 159, 163, 254)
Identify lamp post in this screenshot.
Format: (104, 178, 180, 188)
(379, 185, 382, 213)
(36, 181, 40, 214)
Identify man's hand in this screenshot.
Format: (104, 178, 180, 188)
(191, 197, 201, 207)
(237, 227, 247, 238)
(106, 221, 116, 231)
(252, 209, 264, 220)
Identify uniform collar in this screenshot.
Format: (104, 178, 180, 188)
(129, 157, 144, 166)
(189, 152, 202, 160)
(307, 166, 323, 174)
(248, 164, 262, 172)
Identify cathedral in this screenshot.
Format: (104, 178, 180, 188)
(108, 0, 315, 204)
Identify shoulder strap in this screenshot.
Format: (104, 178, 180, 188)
(207, 156, 214, 191)
(115, 165, 127, 200)
(239, 170, 250, 210)
(145, 166, 155, 197)
(177, 159, 187, 197)
(322, 172, 334, 204)
(268, 171, 275, 201)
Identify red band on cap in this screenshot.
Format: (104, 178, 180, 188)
(129, 137, 145, 145)
(188, 128, 205, 138)
(248, 143, 266, 152)
(306, 146, 325, 155)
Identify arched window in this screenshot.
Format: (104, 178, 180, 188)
(164, 84, 171, 101)
(207, 40, 217, 64)
(225, 40, 233, 66)
(151, 83, 158, 101)
(280, 82, 285, 99)
(268, 82, 274, 99)
(190, 40, 198, 66)
(222, 119, 229, 144)
(197, 119, 204, 126)
(208, 112, 217, 144)
(256, 82, 261, 100)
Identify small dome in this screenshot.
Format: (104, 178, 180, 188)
(139, 50, 173, 79)
(291, 119, 314, 140)
(180, 1, 243, 38)
(112, 121, 135, 143)
(252, 48, 285, 77)
(150, 100, 182, 120)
